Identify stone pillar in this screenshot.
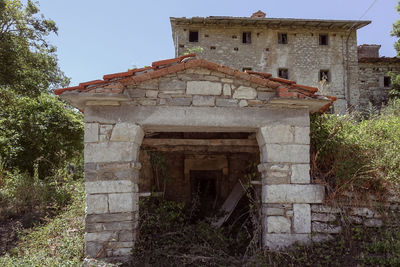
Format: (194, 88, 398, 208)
(256, 122, 324, 249)
(83, 122, 144, 259)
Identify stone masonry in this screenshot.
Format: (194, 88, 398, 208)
(257, 122, 324, 248)
(171, 15, 369, 113)
(84, 122, 143, 258)
(56, 56, 334, 261)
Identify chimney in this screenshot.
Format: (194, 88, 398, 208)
(251, 10, 266, 18)
(357, 44, 381, 59)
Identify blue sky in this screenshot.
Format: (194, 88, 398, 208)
(37, 0, 399, 86)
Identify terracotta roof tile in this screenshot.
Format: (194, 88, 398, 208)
(54, 54, 336, 112)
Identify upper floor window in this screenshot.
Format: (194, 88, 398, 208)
(319, 70, 330, 82)
(319, 34, 328, 46)
(384, 76, 391, 87)
(278, 33, 288, 44)
(189, 31, 199, 42)
(242, 32, 251, 44)
(278, 68, 289, 79)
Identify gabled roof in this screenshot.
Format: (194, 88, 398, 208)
(54, 54, 336, 113)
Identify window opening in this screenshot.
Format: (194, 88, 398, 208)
(319, 34, 328, 45)
(189, 31, 199, 42)
(278, 33, 288, 44)
(319, 70, 330, 82)
(278, 68, 289, 79)
(242, 32, 251, 44)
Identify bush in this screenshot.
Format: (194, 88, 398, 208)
(0, 178, 85, 266)
(0, 88, 83, 177)
(311, 99, 400, 198)
(0, 156, 83, 221)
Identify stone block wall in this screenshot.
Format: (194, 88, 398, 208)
(256, 121, 325, 248)
(311, 195, 400, 242)
(358, 61, 400, 111)
(172, 24, 359, 113)
(84, 122, 144, 259)
(123, 67, 276, 109)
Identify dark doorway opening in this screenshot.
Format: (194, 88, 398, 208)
(190, 170, 221, 216)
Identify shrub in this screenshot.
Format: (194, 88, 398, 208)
(0, 88, 83, 177)
(311, 99, 400, 198)
(0, 156, 83, 221)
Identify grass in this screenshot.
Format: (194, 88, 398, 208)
(0, 179, 85, 267)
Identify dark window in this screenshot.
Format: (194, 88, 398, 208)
(243, 67, 252, 72)
(210, 46, 216, 50)
(234, 47, 239, 51)
(319, 34, 328, 45)
(384, 76, 391, 87)
(278, 33, 288, 44)
(319, 70, 330, 82)
(189, 31, 198, 42)
(278, 68, 289, 79)
(242, 32, 251, 44)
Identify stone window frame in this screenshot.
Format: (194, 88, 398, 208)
(242, 31, 252, 44)
(278, 33, 288, 44)
(189, 30, 199, 43)
(278, 68, 289, 79)
(319, 34, 329, 46)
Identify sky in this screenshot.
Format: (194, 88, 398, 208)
(36, 0, 399, 86)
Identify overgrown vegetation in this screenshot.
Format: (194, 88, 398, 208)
(0, 178, 85, 266)
(0, 1, 85, 264)
(310, 99, 400, 200)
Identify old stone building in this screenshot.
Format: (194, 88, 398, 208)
(171, 11, 370, 113)
(55, 54, 336, 261)
(358, 44, 400, 110)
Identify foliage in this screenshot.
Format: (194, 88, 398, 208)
(0, 177, 85, 266)
(0, 0, 69, 97)
(129, 197, 244, 266)
(184, 46, 204, 55)
(310, 99, 400, 198)
(0, 88, 83, 177)
(390, 1, 400, 99)
(0, 156, 83, 221)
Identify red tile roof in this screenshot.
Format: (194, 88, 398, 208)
(54, 54, 336, 112)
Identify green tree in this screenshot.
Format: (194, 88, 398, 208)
(0, 0, 83, 177)
(0, 0, 69, 96)
(0, 88, 83, 177)
(390, 1, 400, 99)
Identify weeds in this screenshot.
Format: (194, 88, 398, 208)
(311, 99, 400, 200)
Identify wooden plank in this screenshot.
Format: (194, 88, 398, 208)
(211, 181, 245, 228)
(142, 138, 258, 147)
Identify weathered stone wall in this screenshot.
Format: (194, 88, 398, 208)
(122, 67, 275, 109)
(256, 121, 325, 248)
(358, 61, 400, 110)
(84, 122, 143, 259)
(172, 25, 359, 113)
(82, 68, 319, 260)
(311, 195, 400, 242)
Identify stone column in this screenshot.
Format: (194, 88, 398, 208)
(256, 122, 325, 249)
(84, 122, 144, 259)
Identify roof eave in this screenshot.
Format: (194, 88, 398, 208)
(59, 91, 130, 111)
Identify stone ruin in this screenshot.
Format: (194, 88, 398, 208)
(55, 54, 336, 261)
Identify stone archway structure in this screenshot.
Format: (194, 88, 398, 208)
(55, 55, 335, 261)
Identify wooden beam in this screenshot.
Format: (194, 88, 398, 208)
(142, 138, 258, 147)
